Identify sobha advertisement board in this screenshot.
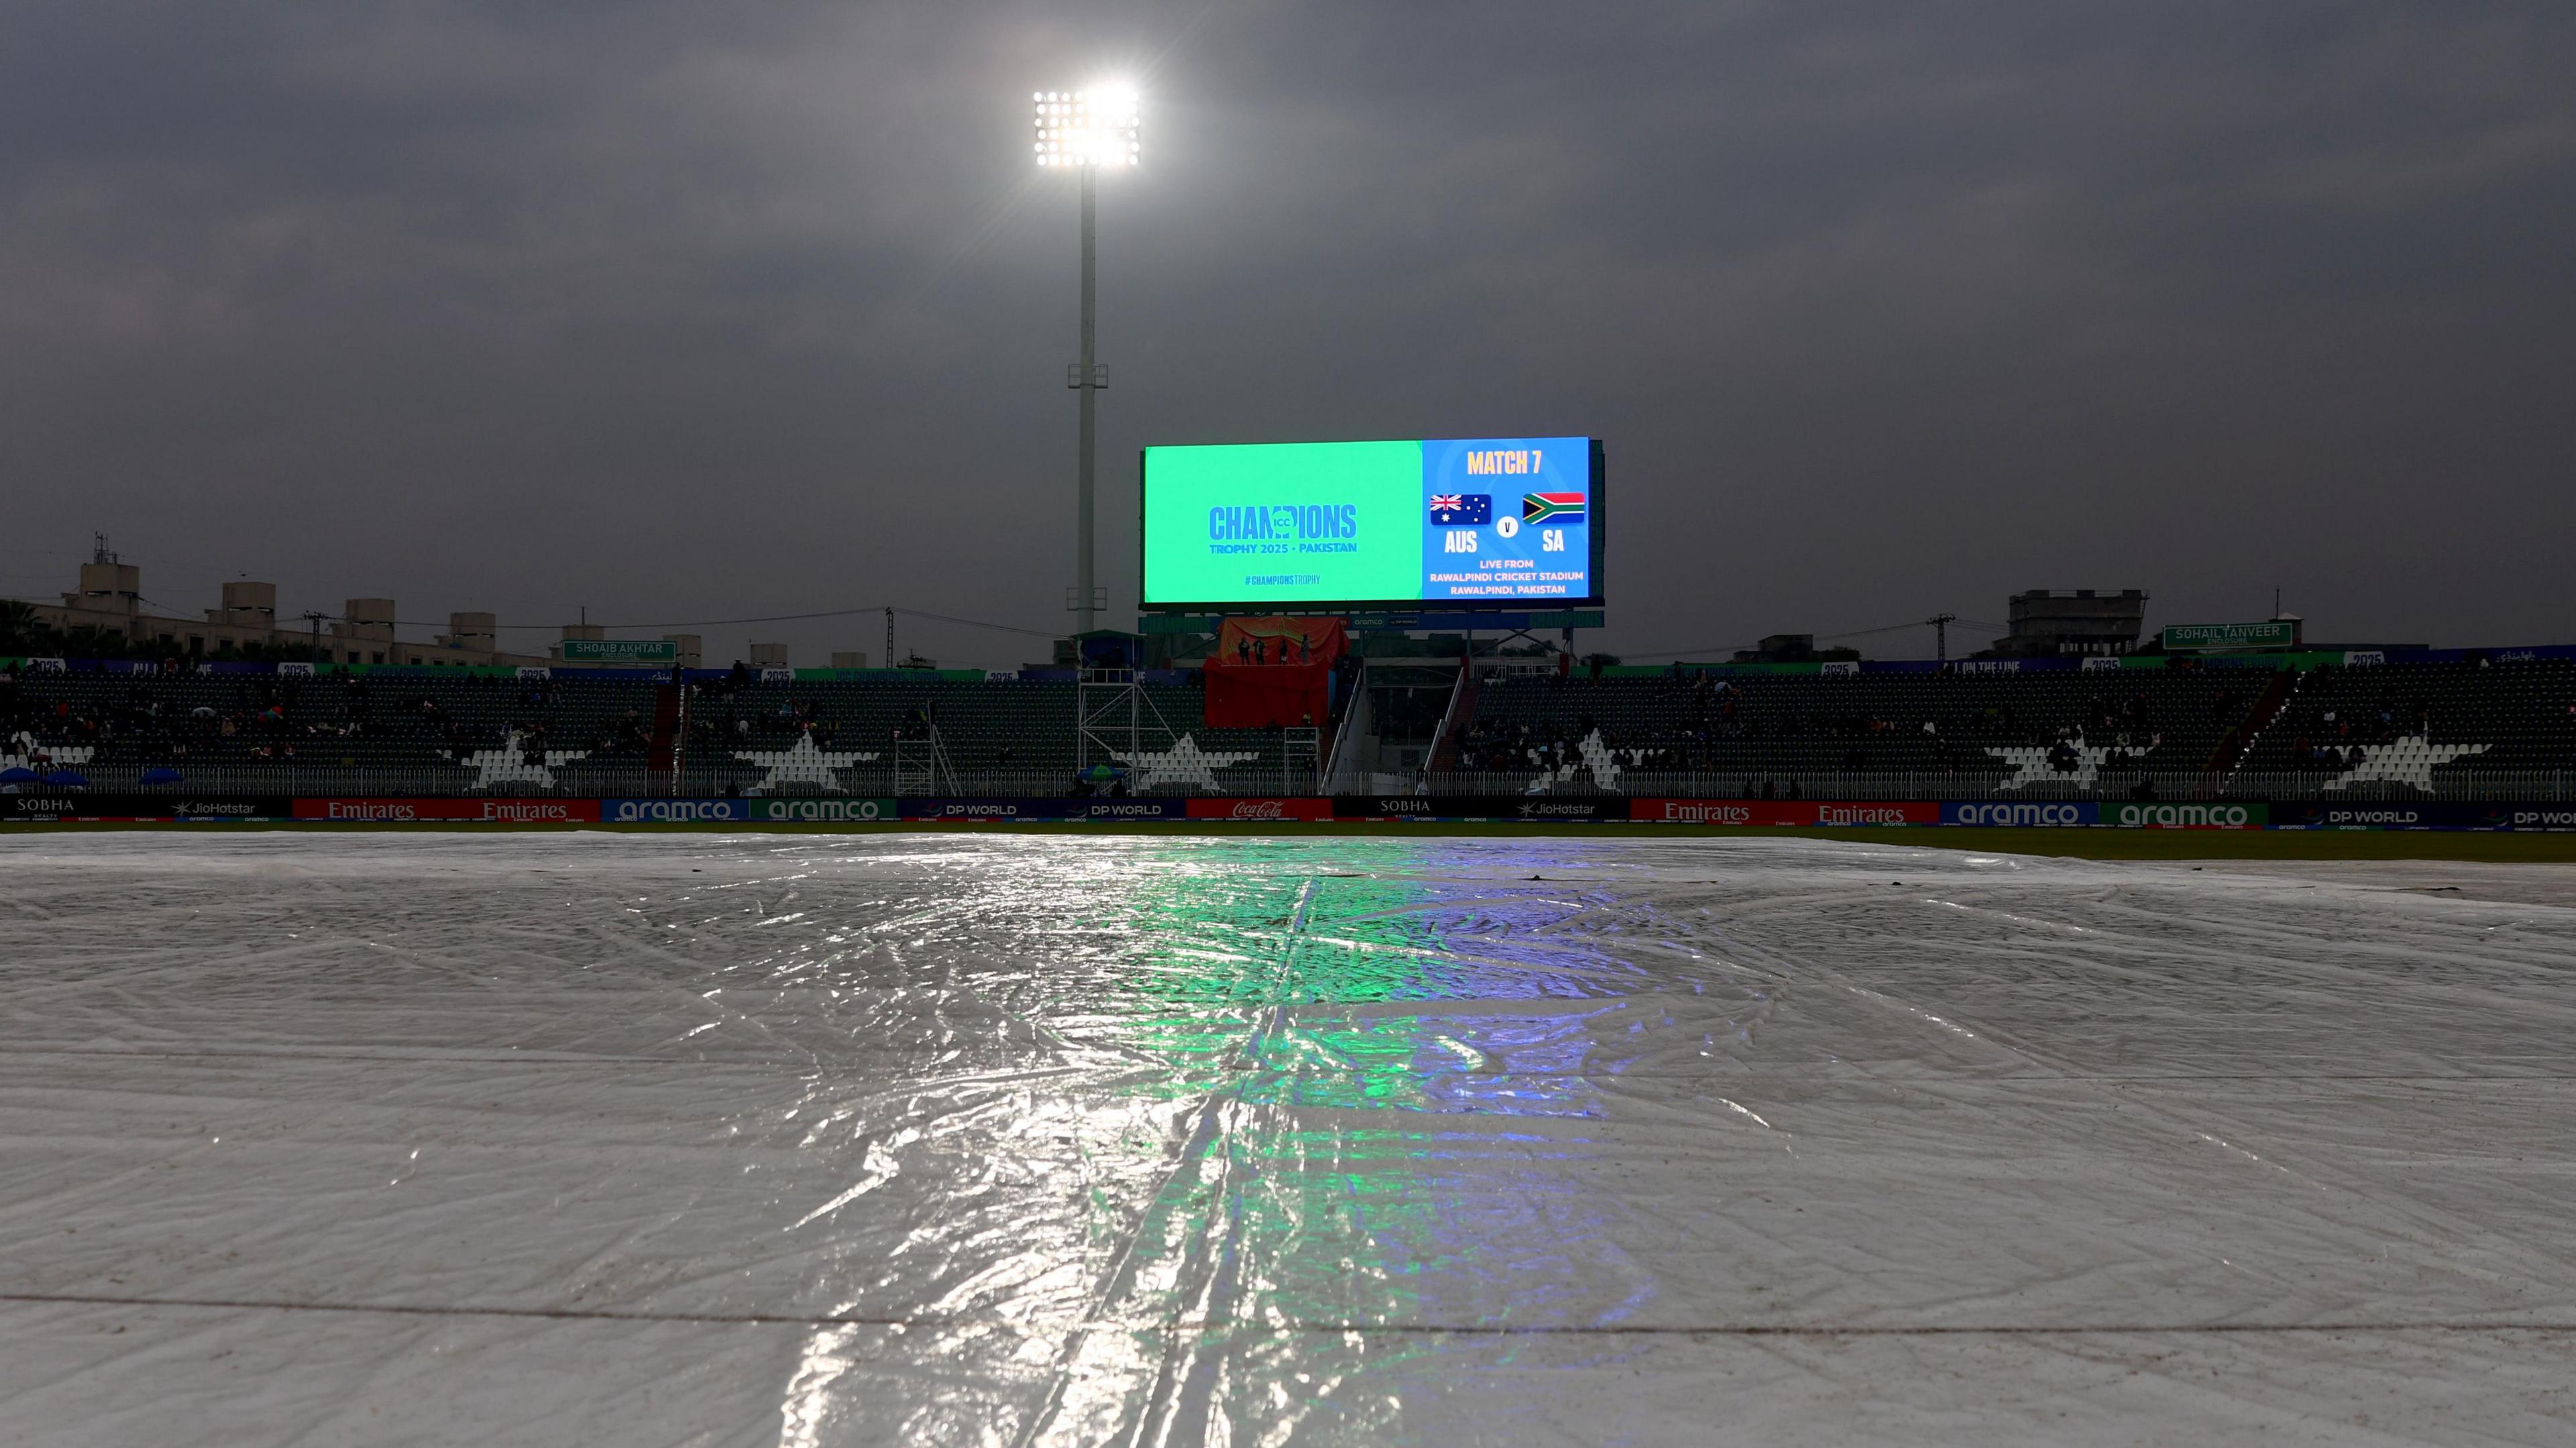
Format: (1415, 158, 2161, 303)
(1141, 437, 1603, 610)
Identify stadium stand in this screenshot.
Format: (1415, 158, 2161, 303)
(0, 666, 1311, 797)
(5, 653, 2573, 799)
(1453, 666, 2267, 795)
(2232, 657, 2576, 796)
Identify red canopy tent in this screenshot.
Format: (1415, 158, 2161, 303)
(1201, 617, 1347, 729)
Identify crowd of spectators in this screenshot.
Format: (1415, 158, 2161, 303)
(1, 673, 342, 767)
(1, 670, 662, 771)
(1458, 712, 1605, 773)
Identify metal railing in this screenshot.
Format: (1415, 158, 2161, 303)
(9, 761, 1326, 799)
(15, 761, 2575, 802)
(1409, 767, 2576, 802)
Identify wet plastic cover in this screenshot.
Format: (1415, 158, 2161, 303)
(1, 834, 2570, 1444)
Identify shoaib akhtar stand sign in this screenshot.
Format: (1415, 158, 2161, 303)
(560, 639, 678, 663)
(1141, 437, 1604, 610)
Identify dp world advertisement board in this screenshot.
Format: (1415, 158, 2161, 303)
(1142, 437, 1602, 610)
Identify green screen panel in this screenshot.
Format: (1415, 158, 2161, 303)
(1142, 440, 1426, 607)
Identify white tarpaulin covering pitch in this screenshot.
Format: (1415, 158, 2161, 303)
(1, 833, 2570, 1445)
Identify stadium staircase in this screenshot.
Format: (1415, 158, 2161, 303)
(1320, 663, 1373, 793)
(1426, 661, 1480, 777)
(1320, 660, 1462, 792)
(2204, 669, 2296, 777)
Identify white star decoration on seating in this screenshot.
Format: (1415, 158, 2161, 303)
(1112, 734, 1257, 791)
(1528, 728, 1624, 793)
(2322, 735, 2489, 793)
(1985, 736, 2129, 791)
(2, 732, 97, 773)
(464, 731, 588, 791)
(734, 734, 877, 791)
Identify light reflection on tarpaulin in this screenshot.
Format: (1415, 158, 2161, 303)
(1003, 842, 1675, 1443)
(2, 833, 2571, 1447)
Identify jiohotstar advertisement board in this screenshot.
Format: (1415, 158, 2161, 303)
(1141, 437, 1603, 610)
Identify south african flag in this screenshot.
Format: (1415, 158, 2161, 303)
(1522, 491, 1587, 524)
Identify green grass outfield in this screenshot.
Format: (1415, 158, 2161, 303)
(9, 820, 2576, 862)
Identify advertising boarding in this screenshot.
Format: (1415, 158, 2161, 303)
(0, 793, 292, 821)
(904, 798, 1187, 822)
(2269, 801, 2576, 830)
(294, 798, 600, 823)
(602, 798, 759, 822)
(1185, 797, 1334, 821)
(12, 791, 2564, 831)
(1628, 799, 1941, 826)
(600, 798, 900, 823)
(1942, 801, 2100, 827)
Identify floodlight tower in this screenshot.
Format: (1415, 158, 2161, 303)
(1033, 83, 1139, 637)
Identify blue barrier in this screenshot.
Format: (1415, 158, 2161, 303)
(601, 798, 759, 822)
(2270, 801, 2576, 830)
(904, 798, 1186, 822)
(1941, 801, 2100, 827)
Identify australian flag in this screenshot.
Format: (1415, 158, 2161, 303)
(1428, 492, 1492, 526)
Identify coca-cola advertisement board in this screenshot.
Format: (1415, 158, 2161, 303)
(1185, 797, 1334, 821)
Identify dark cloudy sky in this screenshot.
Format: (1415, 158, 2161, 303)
(5, 1, 2573, 665)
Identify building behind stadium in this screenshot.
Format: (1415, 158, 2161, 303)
(20, 545, 704, 670)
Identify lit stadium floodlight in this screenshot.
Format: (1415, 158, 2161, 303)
(1034, 82, 1142, 637)
(1032, 84, 1140, 169)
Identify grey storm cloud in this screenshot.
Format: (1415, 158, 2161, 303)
(3, 1, 2573, 664)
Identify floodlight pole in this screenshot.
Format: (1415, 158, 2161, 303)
(1037, 84, 1130, 638)
(1076, 162, 1098, 637)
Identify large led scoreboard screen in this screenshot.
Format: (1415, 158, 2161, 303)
(1141, 437, 1602, 610)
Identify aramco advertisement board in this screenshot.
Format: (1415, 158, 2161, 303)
(1141, 437, 1603, 610)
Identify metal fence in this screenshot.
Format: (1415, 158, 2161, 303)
(15, 761, 1327, 800)
(1409, 768, 2576, 801)
(19, 761, 2576, 802)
